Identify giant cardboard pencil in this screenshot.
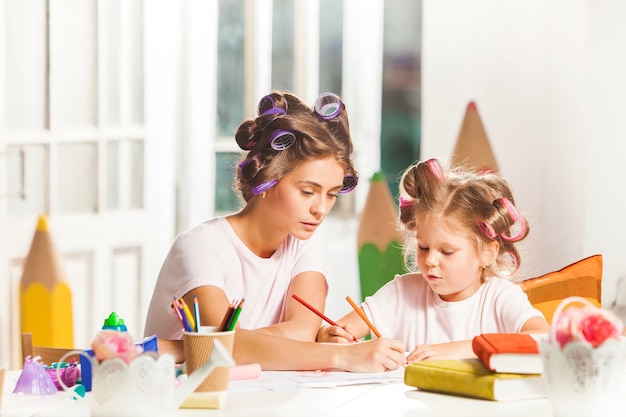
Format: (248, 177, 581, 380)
(20, 215, 74, 347)
(357, 171, 405, 301)
(450, 101, 499, 173)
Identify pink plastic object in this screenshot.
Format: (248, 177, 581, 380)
(46, 359, 80, 390)
(13, 356, 58, 395)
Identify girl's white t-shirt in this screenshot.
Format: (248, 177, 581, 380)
(361, 273, 544, 349)
(144, 217, 328, 339)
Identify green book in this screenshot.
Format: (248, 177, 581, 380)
(404, 359, 546, 401)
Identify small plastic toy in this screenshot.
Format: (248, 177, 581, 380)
(101, 311, 128, 332)
(13, 356, 58, 395)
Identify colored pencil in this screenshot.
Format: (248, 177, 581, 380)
(193, 294, 201, 332)
(175, 299, 193, 332)
(219, 299, 237, 331)
(228, 298, 245, 331)
(171, 298, 186, 329)
(179, 297, 196, 332)
(345, 295, 382, 338)
(292, 294, 358, 342)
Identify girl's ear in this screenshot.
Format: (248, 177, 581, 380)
(481, 240, 500, 267)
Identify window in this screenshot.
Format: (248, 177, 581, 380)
(381, 0, 422, 199)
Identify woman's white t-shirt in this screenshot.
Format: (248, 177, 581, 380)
(361, 273, 544, 349)
(144, 217, 328, 339)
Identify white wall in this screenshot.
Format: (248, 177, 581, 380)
(422, 0, 626, 306)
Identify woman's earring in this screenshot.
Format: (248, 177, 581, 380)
(262, 192, 266, 199)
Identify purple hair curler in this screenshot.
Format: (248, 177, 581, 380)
(270, 130, 296, 151)
(258, 95, 275, 115)
(251, 179, 278, 195)
(338, 174, 358, 194)
(314, 93, 344, 120)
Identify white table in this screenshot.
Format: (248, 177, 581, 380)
(1, 368, 562, 417)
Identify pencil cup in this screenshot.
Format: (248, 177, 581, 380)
(183, 326, 235, 393)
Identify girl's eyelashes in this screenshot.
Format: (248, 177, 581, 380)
(418, 245, 429, 252)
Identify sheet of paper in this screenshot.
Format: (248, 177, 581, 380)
(228, 366, 405, 392)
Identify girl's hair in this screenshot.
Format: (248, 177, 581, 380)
(397, 158, 529, 280)
(234, 91, 357, 202)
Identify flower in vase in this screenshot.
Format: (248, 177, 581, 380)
(555, 302, 623, 348)
(91, 330, 143, 364)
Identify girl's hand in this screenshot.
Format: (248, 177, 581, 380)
(316, 324, 356, 343)
(406, 340, 474, 363)
(337, 338, 407, 372)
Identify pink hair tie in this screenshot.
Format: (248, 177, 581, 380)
(426, 159, 445, 181)
(477, 221, 497, 239)
(399, 196, 413, 208)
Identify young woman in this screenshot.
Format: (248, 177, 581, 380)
(145, 91, 406, 372)
(317, 158, 550, 362)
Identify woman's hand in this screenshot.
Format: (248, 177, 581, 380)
(406, 340, 474, 363)
(335, 338, 407, 372)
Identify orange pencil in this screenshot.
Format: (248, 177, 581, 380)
(292, 294, 358, 342)
(345, 295, 382, 338)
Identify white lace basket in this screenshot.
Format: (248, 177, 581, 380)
(57, 339, 234, 417)
(539, 296, 625, 417)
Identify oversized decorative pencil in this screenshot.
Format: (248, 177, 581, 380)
(19, 214, 74, 347)
(357, 171, 405, 301)
(450, 101, 499, 174)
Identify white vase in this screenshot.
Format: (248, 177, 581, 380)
(539, 338, 625, 417)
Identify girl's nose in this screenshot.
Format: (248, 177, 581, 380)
(424, 251, 438, 267)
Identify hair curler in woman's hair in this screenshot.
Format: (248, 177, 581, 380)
(338, 174, 358, 194)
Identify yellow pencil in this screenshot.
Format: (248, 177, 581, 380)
(345, 295, 382, 338)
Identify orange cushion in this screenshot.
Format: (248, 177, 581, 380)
(518, 254, 602, 324)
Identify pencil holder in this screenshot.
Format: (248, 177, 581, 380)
(539, 296, 625, 417)
(183, 326, 235, 393)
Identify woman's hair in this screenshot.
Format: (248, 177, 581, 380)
(397, 158, 529, 280)
(234, 91, 357, 202)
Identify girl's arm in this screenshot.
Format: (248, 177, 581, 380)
(406, 340, 474, 363)
(405, 315, 551, 363)
(520, 315, 551, 333)
(316, 310, 372, 343)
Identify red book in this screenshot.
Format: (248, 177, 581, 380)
(472, 333, 543, 374)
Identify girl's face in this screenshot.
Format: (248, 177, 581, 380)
(415, 215, 490, 302)
(266, 157, 345, 240)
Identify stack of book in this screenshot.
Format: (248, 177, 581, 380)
(404, 333, 547, 401)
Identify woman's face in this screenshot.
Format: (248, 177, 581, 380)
(265, 157, 345, 240)
(415, 216, 486, 302)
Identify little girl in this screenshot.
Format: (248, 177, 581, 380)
(317, 158, 549, 362)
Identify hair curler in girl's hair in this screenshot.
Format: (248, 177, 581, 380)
(426, 158, 445, 181)
(495, 197, 527, 241)
(477, 197, 528, 242)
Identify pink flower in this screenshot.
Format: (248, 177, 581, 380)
(554, 303, 623, 348)
(91, 330, 142, 364)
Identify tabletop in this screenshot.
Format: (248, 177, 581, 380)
(0, 367, 563, 417)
